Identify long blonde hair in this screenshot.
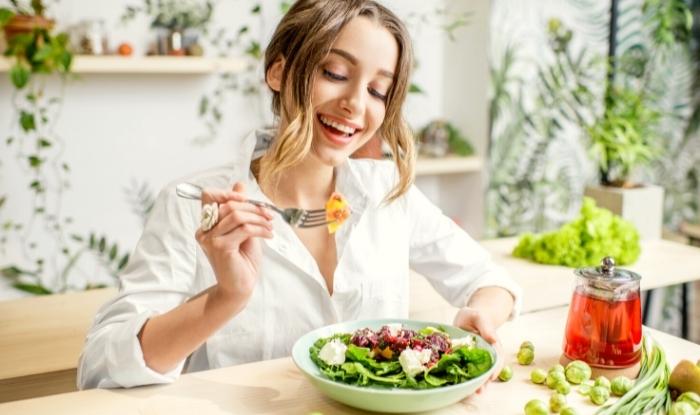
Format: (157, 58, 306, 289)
(259, 0, 415, 202)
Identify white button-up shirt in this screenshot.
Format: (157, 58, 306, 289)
(77, 130, 522, 389)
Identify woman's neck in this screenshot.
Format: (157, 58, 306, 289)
(255, 152, 335, 209)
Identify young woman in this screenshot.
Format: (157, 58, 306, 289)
(78, 0, 521, 389)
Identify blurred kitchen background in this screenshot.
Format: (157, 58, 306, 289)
(1, 0, 699, 341)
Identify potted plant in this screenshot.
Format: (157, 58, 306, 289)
(1, 0, 53, 40)
(582, 86, 665, 239)
(1, 2, 129, 295)
(543, 0, 692, 240)
(0, 0, 72, 86)
(121, 0, 214, 55)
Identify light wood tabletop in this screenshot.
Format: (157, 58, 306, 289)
(482, 237, 700, 311)
(3, 237, 700, 403)
(409, 237, 700, 320)
(2, 306, 698, 415)
(0, 287, 117, 402)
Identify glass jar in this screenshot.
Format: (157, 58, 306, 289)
(562, 257, 642, 368)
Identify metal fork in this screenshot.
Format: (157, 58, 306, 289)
(175, 182, 330, 228)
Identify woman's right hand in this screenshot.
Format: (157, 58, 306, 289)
(195, 181, 274, 305)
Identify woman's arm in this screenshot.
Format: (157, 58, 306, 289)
(452, 286, 515, 386)
(405, 185, 522, 318)
(465, 286, 515, 328)
(78, 180, 272, 388)
(140, 181, 273, 373)
(138, 286, 246, 373)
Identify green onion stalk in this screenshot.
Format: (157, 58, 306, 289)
(596, 336, 671, 415)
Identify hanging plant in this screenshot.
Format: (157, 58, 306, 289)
(0, 1, 129, 295)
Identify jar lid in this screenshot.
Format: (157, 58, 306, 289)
(574, 256, 641, 290)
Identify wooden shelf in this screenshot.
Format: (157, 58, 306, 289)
(0, 55, 247, 74)
(415, 155, 482, 176)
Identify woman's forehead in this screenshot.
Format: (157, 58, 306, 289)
(329, 16, 398, 76)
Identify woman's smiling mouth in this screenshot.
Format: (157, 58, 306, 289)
(317, 113, 363, 145)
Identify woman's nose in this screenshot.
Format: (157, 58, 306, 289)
(339, 82, 365, 115)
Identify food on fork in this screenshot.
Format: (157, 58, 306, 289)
(326, 191, 351, 234)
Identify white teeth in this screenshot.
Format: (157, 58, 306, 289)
(320, 115, 356, 135)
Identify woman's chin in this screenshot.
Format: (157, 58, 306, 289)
(312, 146, 353, 167)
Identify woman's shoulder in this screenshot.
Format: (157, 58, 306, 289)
(346, 157, 398, 184)
(345, 158, 409, 207)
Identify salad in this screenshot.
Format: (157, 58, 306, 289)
(309, 324, 494, 389)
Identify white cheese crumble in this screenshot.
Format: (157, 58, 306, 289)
(451, 335, 476, 348)
(318, 339, 347, 366)
(399, 347, 433, 377)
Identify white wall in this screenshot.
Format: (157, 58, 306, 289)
(0, 0, 489, 298)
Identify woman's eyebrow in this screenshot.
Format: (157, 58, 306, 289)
(329, 48, 394, 79)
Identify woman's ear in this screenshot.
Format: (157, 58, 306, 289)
(266, 57, 286, 92)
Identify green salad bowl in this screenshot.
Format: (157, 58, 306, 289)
(291, 318, 499, 413)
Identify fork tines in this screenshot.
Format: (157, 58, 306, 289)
(299, 209, 331, 228)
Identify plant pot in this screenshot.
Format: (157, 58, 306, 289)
(584, 184, 664, 240)
(3, 15, 55, 41)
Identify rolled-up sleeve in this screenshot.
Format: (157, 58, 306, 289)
(77, 184, 198, 389)
(407, 185, 522, 320)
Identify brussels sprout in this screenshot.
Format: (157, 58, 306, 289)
(610, 376, 633, 397)
(524, 399, 548, 415)
(565, 360, 592, 384)
(594, 376, 611, 391)
(518, 347, 535, 365)
(550, 393, 567, 413)
(498, 366, 513, 382)
(531, 368, 547, 384)
(669, 402, 696, 415)
(677, 391, 700, 409)
(520, 340, 535, 351)
(549, 364, 565, 374)
(560, 407, 579, 415)
(554, 379, 571, 395)
(589, 385, 610, 405)
(546, 371, 567, 389)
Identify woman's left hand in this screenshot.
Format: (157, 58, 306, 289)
(453, 306, 504, 393)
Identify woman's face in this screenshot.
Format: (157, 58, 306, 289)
(310, 16, 399, 166)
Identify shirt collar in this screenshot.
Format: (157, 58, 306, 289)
(237, 128, 371, 285)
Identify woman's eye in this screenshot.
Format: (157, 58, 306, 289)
(369, 88, 388, 101)
(323, 69, 347, 81)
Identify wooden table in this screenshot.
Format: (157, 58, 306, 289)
(2, 306, 697, 415)
(0, 288, 116, 402)
(409, 237, 700, 321)
(4, 237, 700, 403)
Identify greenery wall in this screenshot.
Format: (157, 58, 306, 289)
(488, 0, 700, 337)
(487, 0, 700, 237)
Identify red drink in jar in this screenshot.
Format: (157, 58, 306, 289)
(563, 287, 642, 367)
(562, 256, 643, 369)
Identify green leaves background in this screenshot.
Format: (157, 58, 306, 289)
(488, 0, 700, 236)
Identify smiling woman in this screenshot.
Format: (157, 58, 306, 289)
(264, 16, 398, 170)
(77, 0, 521, 392)
(258, 0, 414, 201)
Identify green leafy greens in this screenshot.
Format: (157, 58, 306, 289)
(513, 197, 640, 267)
(309, 329, 493, 389)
